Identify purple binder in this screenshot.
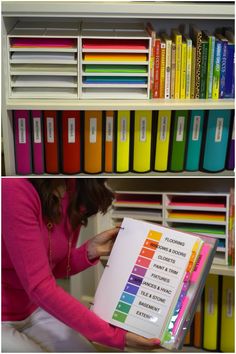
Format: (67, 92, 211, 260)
(13, 110, 32, 174)
(32, 110, 44, 174)
(227, 119, 235, 170)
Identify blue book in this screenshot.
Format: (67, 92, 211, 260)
(225, 31, 235, 98)
(185, 110, 204, 171)
(202, 110, 232, 172)
(216, 35, 228, 98)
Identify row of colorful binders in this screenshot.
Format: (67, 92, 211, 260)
(13, 109, 234, 175)
(185, 274, 234, 353)
(147, 24, 235, 99)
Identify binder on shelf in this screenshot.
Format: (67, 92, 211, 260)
(193, 299, 203, 348)
(202, 110, 232, 172)
(116, 111, 130, 173)
(104, 111, 115, 173)
(84, 111, 103, 174)
(31, 110, 44, 174)
(226, 118, 235, 170)
(169, 110, 188, 172)
(185, 110, 204, 171)
(220, 276, 235, 352)
(203, 274, 219, 351)
(154, 110, 172, 172)
(61, 111, 81, 174)
(44, 111, 60, 174)
(13, 110, 32, 175)
(132, 110, 152, 173)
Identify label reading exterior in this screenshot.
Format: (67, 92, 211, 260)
(215, 118, 224, 142)
(68, 118, 75, 143)
(18, 118, 26, 144)
(33, 117, 41, 143)
(106, 117, 113, 142)
(226, 289, 233, 317)
(192, 116, 201, 141)
(176, 116, 185, 141)
(120, 118, 127, 142)
(47, 117, 54, 143)
(90, 118, 97, 143)
(140, 117, 147, 142)
(160, 116, 168, 141)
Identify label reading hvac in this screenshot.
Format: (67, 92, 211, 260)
(18, 118, 26, 144)
(140, 117, 147, 142)
(33, 117, 42, 143)
(120, 118, 127, 142)
(68, 118, 75, 143)
(47, 118, 54, 143)
(226, 289, 233, 317)
(192, 116, 201, 141)
(215, 118, 224, 142)
(176, 116, 185, 141)
(106, 117, 113, 142)
(160, 116, 168, 141)
(90, 118, 97, 143)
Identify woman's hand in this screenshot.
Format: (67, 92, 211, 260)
(125, 332, 161, 350)
(87, 227, 119, 260)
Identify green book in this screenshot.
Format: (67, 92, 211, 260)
(199, 38, 209, 98)
(169, 110, 188, 172)
(206, 34, 215, 98)
(84, 65, 147, 73)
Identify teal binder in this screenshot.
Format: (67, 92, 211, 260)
(169, 110, 188, 171)
(185, 110, 204, 171)
(202, 110, 232, 172)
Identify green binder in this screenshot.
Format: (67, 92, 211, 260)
(169, 110, 188, 171)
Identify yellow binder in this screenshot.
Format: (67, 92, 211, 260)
(180, 39, 187, 99)
(154, 110, 171, 171)
(203, 274, 219, 351)
(133, 110, 152, 172)
(220, 276, 235, 352)
(116, 111, 130, 172)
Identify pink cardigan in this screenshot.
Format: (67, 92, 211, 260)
(2, 178, 126, 349)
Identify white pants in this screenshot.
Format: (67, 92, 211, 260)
(2, 308, 96, 353)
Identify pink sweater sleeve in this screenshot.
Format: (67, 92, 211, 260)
(2, 179, 126, 350)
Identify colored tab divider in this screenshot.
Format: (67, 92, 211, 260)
(112, 230, 163, 324)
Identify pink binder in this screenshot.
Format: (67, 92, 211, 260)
(31, 110, 44, 174)
(13, 110, 32, 174)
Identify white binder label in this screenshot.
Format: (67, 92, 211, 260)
(68, 118, 75, 143)
(33, 117, 41, 143)
(47, 117, 54, 143)
(215, 118, 224, 142)
(176, 116, 185, 141)
(140, 117, 147, 142)
(106, 117, 113, 142)
(226, 289, 233, 317)
(192, 116, 201, 141)
(232, 120, 235, 140)
(160, 116, 168, 141)
(90, 118, 97, 143)
(18, 118, 26, 144)
(120, 118, 127, 142)
(207, 287, 214, 314)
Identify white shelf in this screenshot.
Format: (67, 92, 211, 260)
(210, 264, 235, 277)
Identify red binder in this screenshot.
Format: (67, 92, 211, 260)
(44, 111, 59, 173)
(62, 111, 81, 174)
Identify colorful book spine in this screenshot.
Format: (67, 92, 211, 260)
(159, 41, 166, 99)
(173, 30, 182, 99)
(219, 36, 228, 98)
(206, 35, 216, 99)
(171, 43, 176, 99)
(190, 46, 196, 99)
(153, 38, 161, 99)
(13, 110, 32, 174)
(116, 111, 130, 172)
(44, 111, 59, 174)
(225, 33, 234, 98)
(154, 110, 172, 171)
(199, 39, 209, 98)
(104, 111, 115, 173)
(180, 40, 187, 99)
(185, 38, 192, 99)
(191, 26, 202, 99)
(31, 110, 44, 174)
(212, 39, 222, 99)
(228, 188, 235, 266)
(146, 23, 156, 98)
(163, 36, 172, 99)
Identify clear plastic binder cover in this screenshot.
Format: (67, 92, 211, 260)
(161, 235, 217, 350)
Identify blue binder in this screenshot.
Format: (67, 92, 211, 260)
(202, 110, 232, 172)
(185, 110, 204, 171)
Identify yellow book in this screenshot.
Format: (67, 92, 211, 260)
(159, 41, 166, 98)
(116, 111, 130, 172)
(133, 110, 152, 172)
(84, 53, 147, 62)
(154, 110, 171, 171)
(203, 274, 219, 351)
(220, 276, 235, 352)
(185, 37, 192, 99)
(180, 39, 187, 99)
(172, 29, 182, 99)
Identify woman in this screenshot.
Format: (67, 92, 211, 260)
(2, 178, 160, 352)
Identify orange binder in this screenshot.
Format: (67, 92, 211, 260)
(62, 110, 81, 174)
(104, 111, 114, 173)
(84, 111, 103, 173)
(44, 110, 59, 173)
